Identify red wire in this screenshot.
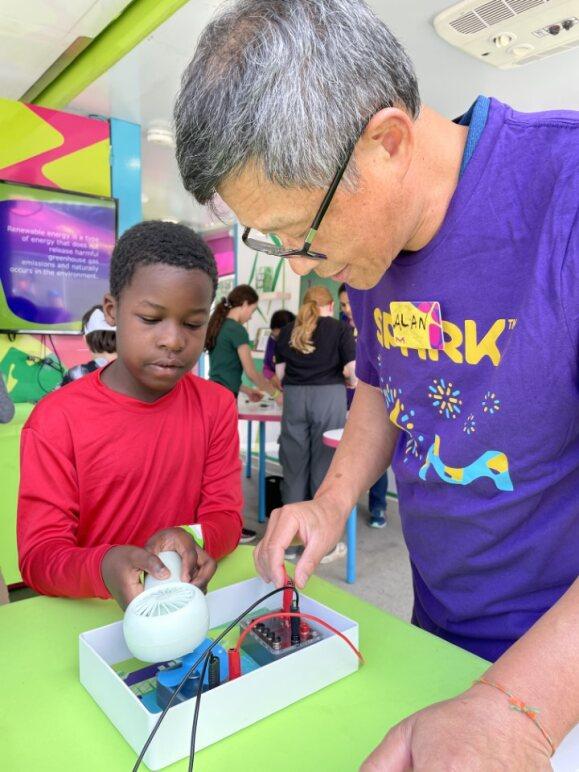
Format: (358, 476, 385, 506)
(235, 611, 365, 664)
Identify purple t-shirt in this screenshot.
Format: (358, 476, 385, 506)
(263, 334, 276, 379)
(349, 97, 578, 662)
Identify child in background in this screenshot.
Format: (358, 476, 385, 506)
(18, 221, 242, 608)
(60, 305, 117, 386)
(206, 284, 281, 543)
(0, 371, 15, 423)
(339, 283, 388, 528)
(262, 309, 296, 389)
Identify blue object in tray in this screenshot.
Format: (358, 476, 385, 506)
(142, 638, 260, 713)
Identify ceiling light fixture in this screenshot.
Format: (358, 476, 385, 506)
(146, 121, 175, 147)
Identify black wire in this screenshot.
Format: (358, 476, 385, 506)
(132, 583, 299, 772)
(35, 360, 50, 394)
(48, 334, 66, 375)
(188, 654, 211, 772)
(28, 355, 62, 374)
(30, 355, 60, 394)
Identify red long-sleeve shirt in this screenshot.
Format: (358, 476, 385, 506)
(17, 370, 242, 598)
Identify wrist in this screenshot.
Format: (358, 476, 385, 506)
(179, 524, 204, 550)
(468, 681, 555, 758)
(313, 486, 354, 524)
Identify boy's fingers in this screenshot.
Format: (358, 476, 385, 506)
(179, 549, 199, 583)
(119, 581, 144, 610)
(133, 548, 169, 579)
(191, 557, 217, 593)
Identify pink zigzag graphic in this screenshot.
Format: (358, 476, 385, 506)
(0, 104, 109, 189)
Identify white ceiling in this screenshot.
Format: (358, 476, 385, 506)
(0, 0, 132, 100)
(4, 0, 579, 221)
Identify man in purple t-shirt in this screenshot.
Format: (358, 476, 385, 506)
(175, 0, 578, 767)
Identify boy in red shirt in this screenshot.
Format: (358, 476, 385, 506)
(17, 221, 242, 608)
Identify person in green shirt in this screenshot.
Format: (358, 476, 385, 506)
(206, 284, 281, 543)
(206, 285, 279, 401)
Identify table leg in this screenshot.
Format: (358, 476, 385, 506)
(245, 421, 253, 479)
(346, 506, 357, 584)
(258, 422, 266, 524)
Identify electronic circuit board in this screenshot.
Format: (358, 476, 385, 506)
(239, 609, 326, 666)
(111, 607, 327, 712)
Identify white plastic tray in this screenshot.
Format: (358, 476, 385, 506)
(79, 577, 359, 770)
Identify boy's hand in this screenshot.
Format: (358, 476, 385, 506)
(145, 527, 217, 593)
(101, 545, 171, 609)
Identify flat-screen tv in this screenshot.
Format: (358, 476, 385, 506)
(0, 180, 117, 333)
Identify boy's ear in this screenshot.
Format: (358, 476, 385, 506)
(102, 293, 117, 326)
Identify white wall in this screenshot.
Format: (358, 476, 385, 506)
(236, 235, 302, 338)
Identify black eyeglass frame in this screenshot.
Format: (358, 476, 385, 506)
(241, 143, 355, 261)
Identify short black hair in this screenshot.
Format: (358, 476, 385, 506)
(270, 309, 295, 330)
(338, 283, 348, 296)
(109, 220, 218, 300)
(81, 304, 116, 354)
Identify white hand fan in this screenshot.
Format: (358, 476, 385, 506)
(123, 551, 210, 662)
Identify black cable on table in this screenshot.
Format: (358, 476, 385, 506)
(187, 651, 211, 772)
(47, 334, 66, 375)
(132, 583, 299, 772)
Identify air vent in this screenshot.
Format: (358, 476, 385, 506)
(434, 0, 579, 68)
(476, 1, 515, 26)
(450, 12, 488, 32)
(507, 0, 545, 13)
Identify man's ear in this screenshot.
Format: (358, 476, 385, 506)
(358, 107, 414, 178)
(102, 293, 117, 327)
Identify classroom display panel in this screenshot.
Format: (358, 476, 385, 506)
(0, 180, 116, 333)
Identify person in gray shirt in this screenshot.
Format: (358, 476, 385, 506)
(0, 372, 15, 424)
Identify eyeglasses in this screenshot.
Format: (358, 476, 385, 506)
(241, 143, 355, 261)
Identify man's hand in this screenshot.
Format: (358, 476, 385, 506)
(101, 545, 170, 609)
(254, 494, 349, 588)
(145, 527, 217, 593)
(360, 685, 552, 772)
(247, 388, 263, 402)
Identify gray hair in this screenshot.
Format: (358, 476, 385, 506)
(174, 0, 420, 204)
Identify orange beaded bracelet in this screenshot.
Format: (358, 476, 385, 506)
(474, 677, 556, 756)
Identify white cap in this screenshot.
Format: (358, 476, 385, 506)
(84, 308, 116, 334)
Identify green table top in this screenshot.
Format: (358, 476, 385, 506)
(0, 547, 486, 771)
(0, 402, 34, 585)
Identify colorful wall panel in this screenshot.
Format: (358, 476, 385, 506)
(0, 99, 111, 197)
(110, 118, 142, 235)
